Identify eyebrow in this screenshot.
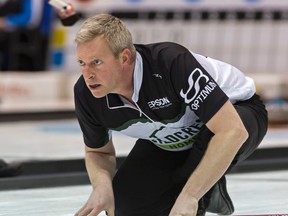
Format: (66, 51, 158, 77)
(77, 56, 96, 62)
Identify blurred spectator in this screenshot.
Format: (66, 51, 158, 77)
(0, 0, 54, 71)
(0, 0, 23, 70)
(0, 0, 22, 16)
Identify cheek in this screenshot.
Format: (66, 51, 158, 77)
(104, 64, 122, 78)
(98, 60, 122, 80)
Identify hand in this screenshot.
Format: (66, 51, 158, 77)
(75, 185, 115, 216)
(169, 195, 198, 216)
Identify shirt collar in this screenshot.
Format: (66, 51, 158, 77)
(131, 51, 143, 103)
(106, 51, 143, 108)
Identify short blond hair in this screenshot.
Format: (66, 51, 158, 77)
(75, 14, 136, 62)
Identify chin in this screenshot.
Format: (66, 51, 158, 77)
(91, 91, 106, 99)
(91, 93, 105, 98)
(92, 95, 106, 99)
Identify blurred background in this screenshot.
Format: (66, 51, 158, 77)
(0, 0, 288, 189)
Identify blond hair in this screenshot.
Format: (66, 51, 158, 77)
(75, 14, 136, 62)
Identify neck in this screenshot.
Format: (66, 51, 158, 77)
(117, 61, 135, 102)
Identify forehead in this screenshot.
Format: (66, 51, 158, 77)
(76, 36, 113, 60)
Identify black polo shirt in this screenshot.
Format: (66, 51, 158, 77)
(74, 42, 255, 151)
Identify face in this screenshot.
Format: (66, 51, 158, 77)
(76, 36, 124, 98)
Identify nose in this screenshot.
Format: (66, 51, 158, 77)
(82, 67, 95, 79)
(87, 73, 95, 79)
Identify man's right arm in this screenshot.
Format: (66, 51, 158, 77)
(75, 139, 116, 216)
(85, 139, 116, 186)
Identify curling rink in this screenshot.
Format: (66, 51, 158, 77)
(0, 170, 288, 215)
(0, 119, 288, 215)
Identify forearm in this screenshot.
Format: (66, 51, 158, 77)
(74, 143, 117, 216)
(85, 149, 116, 188)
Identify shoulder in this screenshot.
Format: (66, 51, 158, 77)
(74, 75, 87, 94)
(135, 42, 193, 72)
(74, 75, 93, 104)
(74, 75, 84, 87)
(136, 42, 189, 58)
(74, 75, 107, 116)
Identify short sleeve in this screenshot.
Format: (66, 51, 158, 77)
(168, 45, 229, 123)
(74, 77, 111, 148)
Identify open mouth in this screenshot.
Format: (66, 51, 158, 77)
(89, 84, 101, 90)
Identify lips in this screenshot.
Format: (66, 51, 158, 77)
(89, 84, 100, 89)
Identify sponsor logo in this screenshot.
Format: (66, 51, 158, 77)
(147, 97, 172, 110)
(180, 68, 217, 110)
(149, 120, 204, 151)
(152, 73, 162, 79)
(156, 136, 197, 151)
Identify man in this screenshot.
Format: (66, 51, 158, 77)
(74, 14, 268, 216)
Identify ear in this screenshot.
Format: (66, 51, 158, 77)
(120, 48, 132, 65)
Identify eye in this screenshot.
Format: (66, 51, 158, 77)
(94, 59, 102, 65)
(78, 60, 85, 66)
